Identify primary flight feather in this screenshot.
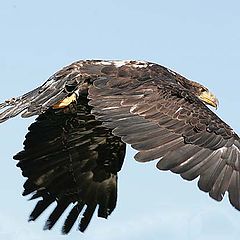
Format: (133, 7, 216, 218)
(0, 60, 239, 234)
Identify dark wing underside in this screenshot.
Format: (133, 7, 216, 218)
(14, 96, 125, 233)
(88, 74, 240, 210)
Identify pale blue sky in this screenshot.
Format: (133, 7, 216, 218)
(0, 0, 240, 239)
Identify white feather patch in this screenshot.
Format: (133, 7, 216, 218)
(102, 106, 120, 110)
(113, 60, 150, 68)
(175, 107, 183, 114)
(167, 68, 177, 76)
(113, 60, 129, 68)
(93, 61, 112, 66)
(92, 60, 153, 69)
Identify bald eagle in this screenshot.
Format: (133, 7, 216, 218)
(0, 60, 239, 234)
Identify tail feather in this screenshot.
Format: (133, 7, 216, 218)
(0, 101, 28, 123)
(0, 87, 41, 123)
(0, 84, 67, 123)
(0, 99, 24, 123)
(0, 101, 8, 110)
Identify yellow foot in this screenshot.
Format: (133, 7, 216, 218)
(52, 94, 77, 109)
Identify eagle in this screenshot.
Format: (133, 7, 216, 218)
(0, 60, 239, 234)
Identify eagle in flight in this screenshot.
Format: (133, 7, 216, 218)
(0, 60, 240, 234)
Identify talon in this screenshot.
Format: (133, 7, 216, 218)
(52, 94, 77, 109)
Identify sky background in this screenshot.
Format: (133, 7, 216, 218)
(0, 0, 240, 239)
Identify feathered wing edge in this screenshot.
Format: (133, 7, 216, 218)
(88, 76, 240, 210)
(13, 101, 126, 233)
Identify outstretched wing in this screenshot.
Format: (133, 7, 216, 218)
(0, 61, 93, 122)
(14, 97, 125, 233)
(88, 75, 240, 210)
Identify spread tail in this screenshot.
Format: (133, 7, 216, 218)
(0, 87, 42, 123)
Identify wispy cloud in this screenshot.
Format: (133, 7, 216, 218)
(82, 203, 240, 240)
(0, 211, 59, 240)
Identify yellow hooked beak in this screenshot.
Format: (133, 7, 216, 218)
(198, 91, 219, 109)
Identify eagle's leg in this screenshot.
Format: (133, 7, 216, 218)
(52, 93, 77, 109)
